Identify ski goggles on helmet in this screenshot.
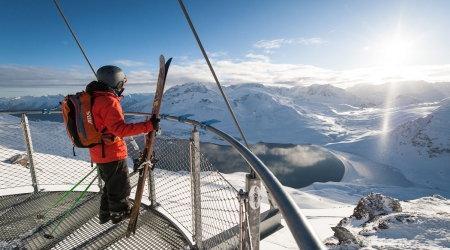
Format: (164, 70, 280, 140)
(116, 76, 127, 89)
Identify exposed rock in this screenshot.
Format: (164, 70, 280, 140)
(5, 153, 29, 168)
(352, 192, 402, 220)
(333, 193, 402, 247)
(377, 220, 389, 229)
(331, 226, 358, 245)
(332, 194, 450, 249)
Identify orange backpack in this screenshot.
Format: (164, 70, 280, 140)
(62, 91, 105, 148)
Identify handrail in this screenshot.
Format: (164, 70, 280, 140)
(126, 112, 326, 250)
(0, 110, 326, 249)
(0, 110, 62, 114)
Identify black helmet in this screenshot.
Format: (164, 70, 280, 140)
(96, 65, 127, 89)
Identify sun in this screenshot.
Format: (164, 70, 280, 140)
(379, 38, 412, 66)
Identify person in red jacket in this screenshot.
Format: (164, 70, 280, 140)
(86, 65, 159, 224)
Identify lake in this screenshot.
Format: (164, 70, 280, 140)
(10, 113, 64, 122)
(199, 142, 345, 189)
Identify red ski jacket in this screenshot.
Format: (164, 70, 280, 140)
(89, 91, 154, 163)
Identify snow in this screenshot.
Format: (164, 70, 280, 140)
(1, 81, 450, 249)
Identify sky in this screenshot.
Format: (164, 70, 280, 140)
(2, 0, 450, 97)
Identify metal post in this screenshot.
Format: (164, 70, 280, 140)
(93, 161, 103, 191)
(237, 189, 248, 250)
(21, 114, 40, 193)
(97, 171, 103, 191)
(148, 154, 156, 208)
(246, 174, 262, 249)
(190, 126, 202, 249)
(239, 196, 243, 250)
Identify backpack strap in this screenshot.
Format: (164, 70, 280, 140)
(100, 127, 107, 158)
(91, 94, 109, 159)
(101, 141, 105, 158)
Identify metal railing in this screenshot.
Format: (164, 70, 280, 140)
(0, 111, 326, 249)
(133, 112, 326, 250)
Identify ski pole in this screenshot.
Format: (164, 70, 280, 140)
(44, 173, 98, 239)
(129, 136, 140, 152)
(37, 165, 98, 220)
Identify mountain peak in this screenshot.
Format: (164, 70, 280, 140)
(306, 84, 343, 97)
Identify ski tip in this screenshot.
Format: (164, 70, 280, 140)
(44, 234, 54, 239)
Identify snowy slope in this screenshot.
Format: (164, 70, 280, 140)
(392, 98, 450, 157)
(1, 82, 450, 249)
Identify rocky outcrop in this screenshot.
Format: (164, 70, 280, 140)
(330, 193, 402, 248)
(352, 192, 402, 221)
(5, 153, 29, 168)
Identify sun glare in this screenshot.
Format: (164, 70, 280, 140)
(380, 39, 411, 66)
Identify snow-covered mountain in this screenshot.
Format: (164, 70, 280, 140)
(290, 84, 371, 107)
(1, 82, 450, 249)
(1, 82, 449, 164)
(346, 81, 450, 106)
(0, 94, 65, 110)
(392, 97, 450, 158)
(0, 93, 154, 111)
(0, 82, 448, 146)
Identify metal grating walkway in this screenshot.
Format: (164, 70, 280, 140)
(0, 191, 191, 249)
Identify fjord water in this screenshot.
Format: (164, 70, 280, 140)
(200, 142, 345, 189)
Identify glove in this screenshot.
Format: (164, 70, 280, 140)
(150, 114, 160, 131)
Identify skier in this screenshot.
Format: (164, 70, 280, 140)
(86, 65, 159, 224)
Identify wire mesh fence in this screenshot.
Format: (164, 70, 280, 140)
(28, 123, 96, 190)
(0, 123, 34, 191)
(144, 135, 241, 248)
(0, 114, 241, 249)
(122, 133, 242, 248)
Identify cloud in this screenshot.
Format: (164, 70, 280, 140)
(126, 70, 158, 84)
(298, 38, 326, 45)
(113, 60, 145, 67)
(251, 144, 327, 167)
(2, 61, 450, 96)
(245, 53, 270, 63)
(253, 38, 327, 51)
(253, 39, 294, 49)
(208, 51, 228, 57)
(0, 65, 93, 87)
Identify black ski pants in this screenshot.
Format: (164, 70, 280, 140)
(98, 159, 131, 213)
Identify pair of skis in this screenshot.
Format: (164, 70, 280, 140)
(126, 55, 172, 238)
